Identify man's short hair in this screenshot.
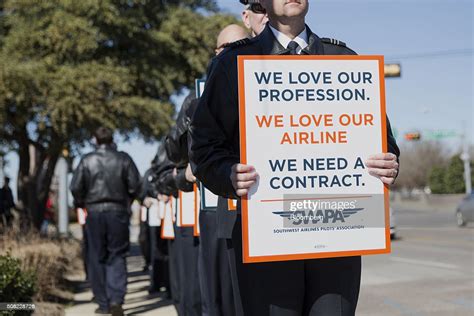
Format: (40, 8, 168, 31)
(4, 177, 10, 184)
(94, 127, 113, 145)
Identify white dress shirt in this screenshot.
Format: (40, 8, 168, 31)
(269, 24, 309, 54)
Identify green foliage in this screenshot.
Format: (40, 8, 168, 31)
(444, 155, 466, 193)
(428, 166, 446, 194)
(428, 155, 473, 194)
(0, 254, 36, 303)
(0, 0, 237, 152)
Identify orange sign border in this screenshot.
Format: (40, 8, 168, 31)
(228, 199, 237, 211)
(237, 55, 390, 263)
(193, 184, 200, 237)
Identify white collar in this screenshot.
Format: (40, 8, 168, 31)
(269, 24, 309, 54)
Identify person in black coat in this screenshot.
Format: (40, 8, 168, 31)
(167, 23, 252, 316)
(71, 127, 141, 316)
(0, 177, 15, 228)
(189, 1, 400, 315)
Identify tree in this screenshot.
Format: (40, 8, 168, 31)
(428, 154, 474, 194)
(428, 166, 446, 194)
(392, 141, 448, 190)
(0, 0, 237, 229)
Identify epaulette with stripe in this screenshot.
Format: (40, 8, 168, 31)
(224, 38, 252, 49)
(321, 37, 347, 47)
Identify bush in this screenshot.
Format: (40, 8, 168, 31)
(428, 155, 473, 194)
(0, 254, 36, 303)
(0, 227, 82, 302)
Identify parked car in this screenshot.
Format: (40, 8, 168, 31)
(456, 192, 474, 227)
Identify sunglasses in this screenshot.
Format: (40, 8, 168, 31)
(249, 3, 266, 14)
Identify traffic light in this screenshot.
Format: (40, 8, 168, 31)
(384, 63, 401, 78)
(404, 132, 421, 141)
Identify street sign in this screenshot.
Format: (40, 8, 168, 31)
(424, 130, 458, 140)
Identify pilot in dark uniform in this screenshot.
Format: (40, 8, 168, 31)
(154, 137, 203, 316)
(189, 0, 400, 315)
(167, 23, 250, 316)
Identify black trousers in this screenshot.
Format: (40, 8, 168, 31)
(198, 211, 236, 316)
(81, 225, 89, 280)
(229, 217, 361, 316)
(149, 226, 170, 292)
(168, 237, 181, 312)
(176, 226, 202, 316)
(139, 221, 151, 267)
(84, 210, 130, 309)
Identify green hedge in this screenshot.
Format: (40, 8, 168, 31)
(0, 254, 36, 314)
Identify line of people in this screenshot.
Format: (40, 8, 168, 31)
(138, 3, 269, 316)
(72, 1, 400, 315)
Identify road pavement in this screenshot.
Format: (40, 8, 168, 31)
(66, 208, 474, 315)
(358, 208, 473, 316)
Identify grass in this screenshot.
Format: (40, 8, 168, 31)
(0, 224, 84, 316)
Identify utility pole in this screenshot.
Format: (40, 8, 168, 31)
(460, 124, 472, 194)
(56, 155, 69, 237)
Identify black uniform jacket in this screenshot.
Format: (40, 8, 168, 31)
(164, 92, 199, 193)
(138, 168, 158, 201)
(165, 92, 197, 166)
(189, 24, 400, 238)
(150, 143, 181, 197)
(71, 144, 141, 212)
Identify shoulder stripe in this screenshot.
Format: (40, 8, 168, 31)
(321, 37, 347, 47)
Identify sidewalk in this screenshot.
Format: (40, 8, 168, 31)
(66, 224, 177, 315)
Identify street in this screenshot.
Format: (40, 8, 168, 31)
(358, 208, 474, 316)
(66, 208, 474, 315)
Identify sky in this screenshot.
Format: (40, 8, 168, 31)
(1, 0, 473, 200)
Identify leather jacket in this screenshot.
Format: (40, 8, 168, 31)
(149, 143, 182, 197)
(164, 93, 199, 193)
(70, 144, 141, 212)
(138, 168, 158, 201)
(165, 93, 197, 166)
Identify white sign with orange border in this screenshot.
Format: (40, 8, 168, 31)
(161, 201, 175, 239)
(238, 55, 390, 263)
(148, 200, 161, 227)
(196, 78, 220, 211)
(179, 187, 196, 227)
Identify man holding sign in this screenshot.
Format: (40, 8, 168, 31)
(190, 0, 399, 315)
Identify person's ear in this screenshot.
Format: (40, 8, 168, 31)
(241, 10, 251, 29)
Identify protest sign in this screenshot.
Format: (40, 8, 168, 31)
(196, 78, 219, 211)
(148, 200, 161, 227)
(161, 201, 175, 239)
(179, 189, 195, 227)
(238, 55, 389, 263)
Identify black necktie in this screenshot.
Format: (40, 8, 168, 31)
(287, 41, 299, 55)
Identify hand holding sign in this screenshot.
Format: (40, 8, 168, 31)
(231, 163, 259, 196)
(185, 163, 197, 183)
(365, 153, 399, 185)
